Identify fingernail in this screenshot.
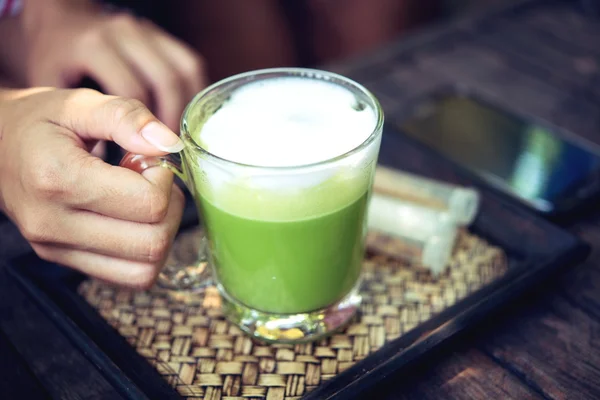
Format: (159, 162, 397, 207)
(141, 121, 184, 153)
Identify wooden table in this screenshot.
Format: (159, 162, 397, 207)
(2, 0, 600, 398)
(330, 0, 600, 398)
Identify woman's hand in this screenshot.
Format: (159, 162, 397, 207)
(3, 0, 206, 131)
(0, 87, 185, 288)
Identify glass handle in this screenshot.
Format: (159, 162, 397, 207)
(119, 152, 185, 180)
(120, 152, 213, 292)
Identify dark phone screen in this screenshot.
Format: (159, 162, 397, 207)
(401, 94, 600, 212)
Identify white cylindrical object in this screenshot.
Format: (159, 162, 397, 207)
(373, 165, 480, 226)
(421, 230, 458, 275)
(367, 193, 458, 274)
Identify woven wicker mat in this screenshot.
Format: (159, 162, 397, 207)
(78, 228, 507, 400)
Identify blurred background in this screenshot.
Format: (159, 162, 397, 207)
(109, 0, 505, 82)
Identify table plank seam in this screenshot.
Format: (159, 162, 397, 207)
(479, 346, 554, 400)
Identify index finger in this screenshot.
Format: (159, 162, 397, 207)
(52, 89, 184, 155)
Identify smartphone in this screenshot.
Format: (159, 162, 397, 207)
(399, 89, 600, 217)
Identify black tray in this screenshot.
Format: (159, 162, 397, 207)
(5, 120, 590, 399)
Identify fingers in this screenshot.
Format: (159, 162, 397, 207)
(22, 127, 179, 223)
(141, 165, 177, 203)
(32, 244, 162, 289)
(107, 16, 186, 131)
(55, 89, 183, 155)
(29, 183, 184, 266)
(71, 183, 183, 261)
(60, 14, 202, 133)
(67, 153, 178, 222)
(149, 25, 207, 104)
(72, 36, 151, 105)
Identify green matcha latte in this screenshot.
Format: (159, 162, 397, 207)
(181, 72, 381, 314)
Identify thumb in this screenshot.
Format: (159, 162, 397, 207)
(56, 89, 184, 155)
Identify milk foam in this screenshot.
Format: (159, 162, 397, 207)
(196, 77, 377, 167)
(190, 74, 381, 220)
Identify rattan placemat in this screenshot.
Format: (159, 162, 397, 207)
(78, 228, 507, 400)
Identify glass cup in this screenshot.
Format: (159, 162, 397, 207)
(121, 68, 384, 343)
